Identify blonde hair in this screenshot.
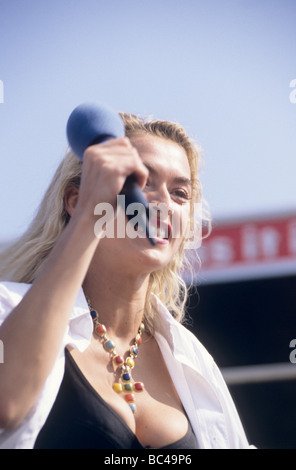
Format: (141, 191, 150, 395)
(0, 112, 210, 332)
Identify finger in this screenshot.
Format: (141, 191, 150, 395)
(132, 159, 149, 189)
(89, 136, 132, 151)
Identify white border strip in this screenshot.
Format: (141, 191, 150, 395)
(221, 362, 296, 385)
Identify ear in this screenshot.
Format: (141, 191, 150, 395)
(64, 186, 79, 218)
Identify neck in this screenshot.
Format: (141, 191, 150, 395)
(83, 268, 150, 342)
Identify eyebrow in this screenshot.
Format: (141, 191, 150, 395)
(143, 161, 192, 187)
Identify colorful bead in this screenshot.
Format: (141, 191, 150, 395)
(135, 334, 142, 345)
(104, 339, 115, 352)
(90, 309, 98, 320)
(126, 357, 135, 369)
(130, 346, 138, 357)
(133, 382, 144, 392)
(123, 383, 133, 392)
(128, 403, 136, 413)
(113, 355, 124, 367)
(95, 324, 107, 337)
(124, 393, 135, 403)
(122, 372, 131, 381)
(113, 383, 122, 393)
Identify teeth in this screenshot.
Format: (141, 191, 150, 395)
(149, 225, 158, 237)
(149, 224, 168, 239)
(158, 226, 167, 239)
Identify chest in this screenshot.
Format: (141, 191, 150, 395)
(68, 342, 190, 448)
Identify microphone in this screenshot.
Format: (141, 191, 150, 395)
(66, 103, 156, 245)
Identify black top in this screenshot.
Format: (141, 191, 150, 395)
(34, 349, 199, 449)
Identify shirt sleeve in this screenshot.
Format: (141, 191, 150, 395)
(0, 282, 31, 327)
(0, 281, 67, 448)
(210, 359, 257, 448)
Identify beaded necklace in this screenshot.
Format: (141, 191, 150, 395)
(87, 297, 145, 413)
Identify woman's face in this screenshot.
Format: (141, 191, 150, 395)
(94, 134, 192, 276)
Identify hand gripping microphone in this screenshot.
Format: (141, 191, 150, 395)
(66, 103, 156, 245)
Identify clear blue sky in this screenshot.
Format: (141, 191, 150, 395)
(0, 0, 295, 240)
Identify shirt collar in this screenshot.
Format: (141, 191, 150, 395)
(151, 294, 205, 374)
(71, 287, 90, 318)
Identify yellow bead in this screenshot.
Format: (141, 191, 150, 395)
(126, 357, 135, 369)
(113, 383, 122, 393)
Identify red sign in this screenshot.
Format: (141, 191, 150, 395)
(188, 213, 296, 282)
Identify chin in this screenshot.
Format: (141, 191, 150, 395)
(130, 236, 180, 272)
(97, 233, 181, 276)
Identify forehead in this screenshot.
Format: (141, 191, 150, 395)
(130, 134, 191, 179)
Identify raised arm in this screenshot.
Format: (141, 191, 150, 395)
(0, 138, 148, 429)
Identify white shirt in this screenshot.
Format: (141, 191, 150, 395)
(0, 281, 253, 449)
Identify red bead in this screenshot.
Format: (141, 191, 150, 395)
(95, 324, 106, 336)
(133, 382, 144, 392)
(136, 334, 142, 345)
(124, 393, 135, 403)
(114, 355, 124, 366)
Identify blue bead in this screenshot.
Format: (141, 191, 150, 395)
(104, 340, 115, 351)
(122, 372, 131, 381)
(129, 403, 136, 413)
(90, 309, 97, 320)
(131, 346, 138, 356)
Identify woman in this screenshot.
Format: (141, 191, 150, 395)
(0, 112, 252, 449)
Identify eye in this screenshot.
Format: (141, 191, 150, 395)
(171, 189, 191, 203)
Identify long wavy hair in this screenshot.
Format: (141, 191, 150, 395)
(0, 112, 210, 332)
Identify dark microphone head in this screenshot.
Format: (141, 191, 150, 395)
(66, 103, 125, 159)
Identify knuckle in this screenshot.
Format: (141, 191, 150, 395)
(83, 146, 99, 161)
(117, 136, 131, 148)
(84, 146, 107, 166)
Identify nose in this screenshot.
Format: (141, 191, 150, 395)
(147, 185, 174, 216)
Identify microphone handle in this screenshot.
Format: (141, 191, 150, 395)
(120, 175, 156, 246)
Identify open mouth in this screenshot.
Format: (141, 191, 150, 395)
(148, 217, 171, 240)
(133, 217, 171, 241)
